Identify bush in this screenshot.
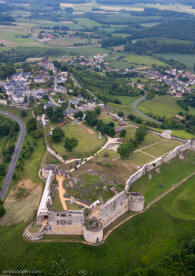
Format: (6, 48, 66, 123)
(0, 200, 5, 217)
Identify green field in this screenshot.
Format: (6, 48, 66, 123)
(138, 95, 195, 117)
(47, 37, 95, 47)
(160, 53, 195, 71)
(0, 168, 195, 275)
(0, 25, 44, 48)
(65, 45, 109, 56)
(164, 176, 195, 221)
(130, 150, 195, 203)
(76, 18, 102, 28)
(143, 139, 181, 157)
(48, 122, 107, 159)
(108, 95, 141, 117)
(127, 135, 181, 167)
(108, 53, 168, 69)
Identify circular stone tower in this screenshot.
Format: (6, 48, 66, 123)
(129, 192, 144, 212)
(83, 219, 103, 244)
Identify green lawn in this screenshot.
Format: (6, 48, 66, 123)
(127, 135, 183, 166)
(138, 95, 195, 117)
(53, 190, 63, 211)
(143, 139, 181, 157)
(171, 129, 195, 139)
(0, 169, 195, 275)
(163, 176, 195, 221)
(98, 112, 120, 127)
(128, 150, 154, 166)
(130, 150, 195, 204)
(49, 122, 107, 159)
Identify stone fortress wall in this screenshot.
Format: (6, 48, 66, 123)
(32, 139, 195, 244)
(125, 139, 194, 192)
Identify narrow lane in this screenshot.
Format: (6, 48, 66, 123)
(0, 110, 25, 200)
(133, 93, 162, 125)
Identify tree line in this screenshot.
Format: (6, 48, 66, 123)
(117, 125, 147, 159)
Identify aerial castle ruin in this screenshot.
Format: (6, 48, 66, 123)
(25, 139, 195, 244)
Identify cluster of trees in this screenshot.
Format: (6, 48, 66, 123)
(144, 110, 195, 134)
(70, 86, 92, 101)
(85, 107, 116, 137)
(128, 114, 143, 124)
(0, 47, 69, 64)
(64, 137, 78, 152)
(0, 200, 5, 217)
(51, 128, 64, 143)
(177, 92, 195, 111)
(117, 125, 147, 159)
(45, 106, 64, 123)
(130, 18, 195, 42)
(0, 63, 16, 79)
(51, 127, 78, 152)
(26, 118, 42, 138)
(125, 39, 195, 55)
(15, 119, 42, 177)
(53, 60, 69, 72)
(101, 36, 127, 48)
(127, 238, 195, 276)
(0, 118, 19, 179)
(2, 144, 15, 163)
(0, 13, 15, 23)
(73, 68, 141, 99)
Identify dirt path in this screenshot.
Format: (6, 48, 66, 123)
(56, 174, 67, 210)
(79, 122, 94, 134)
(64, 197, 89, 209)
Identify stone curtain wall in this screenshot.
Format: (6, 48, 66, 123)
(47, 146, 66, 164)
(125, 140, 192, 192)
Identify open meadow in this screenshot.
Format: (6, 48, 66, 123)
(0, 25, 43, 48)
(107, 53, 168, 69)
(138, 95, 195, 117)
(160, 53, 195, 71)
(48, 121, 107, 159)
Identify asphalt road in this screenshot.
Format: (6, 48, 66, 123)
(133, 93, 162, 125)
(0, 110, 25, 200)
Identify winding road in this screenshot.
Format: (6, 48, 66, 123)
(71, 73, 161, 125)
(0, 110, 25, 200)
(132, 93, 162, 125)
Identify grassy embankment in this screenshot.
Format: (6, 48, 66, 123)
(0, 106, 46, 225)
(130, 150, 195, 204)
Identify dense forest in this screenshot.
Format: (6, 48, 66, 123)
(125, 39, 195, 55)
(130, 18, 195, 42)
